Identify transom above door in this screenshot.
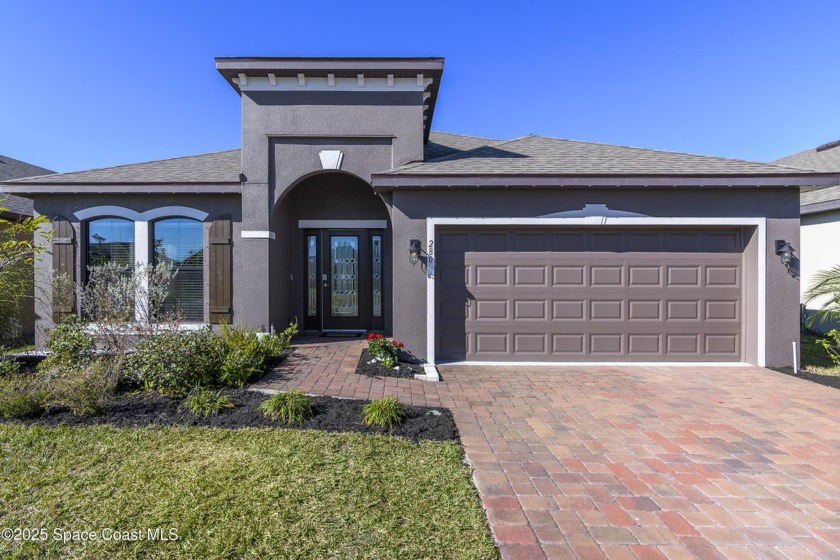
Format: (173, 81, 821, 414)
(303, 229, 385, 332)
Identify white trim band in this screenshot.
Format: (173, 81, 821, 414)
(74, 205, 209, 222)
(241, 230, 276, 240)
(297, 220, 387, 229)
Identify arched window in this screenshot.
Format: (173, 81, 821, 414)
(86, 218, 135, 268)
(153, 218, 204, 321)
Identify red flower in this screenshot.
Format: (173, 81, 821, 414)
(367, 333, 375, 340)
(399, 342, 405, 348)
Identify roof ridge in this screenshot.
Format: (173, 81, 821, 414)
(429, 130, 499, 141)
(510, 134, 799, 172)
(7, 148, 241, 183)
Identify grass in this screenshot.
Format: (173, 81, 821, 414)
(258, 389, 313, 425)
(800, 332, 840, 376)
(362, 396, 405, 429)
(181, 387, 235, 418)
(0, 425, 497, 559)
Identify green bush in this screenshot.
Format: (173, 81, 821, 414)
(815, 329, 840, 366)
(362, 396, 405, 430)
(0, 355, 20, 378)
(39, 317, 95, 371)
(181, 387, 235, 418)
(217, 323, 298, 387)
(47, 360, 115, 416)
(258, 390, 313, 425)
(125, 327, 222, 396)
(0, 374, 48, 419)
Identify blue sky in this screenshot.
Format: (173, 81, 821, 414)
(2, 0, 838, 173)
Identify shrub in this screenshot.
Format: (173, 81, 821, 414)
(48, 360, 115, 416)
(0, 374, 48, 419)
(126, 327, 222, 395)
(367, 334, 405, 368)
(39, 317, 95, 371)
(258, 390, 313, 425)
(217, 322, 298, 387)
(182, 387, 235, 418)
(362, 396, 405, 430)
(815, 329, 840, 366)
(0, 355, 20, 378)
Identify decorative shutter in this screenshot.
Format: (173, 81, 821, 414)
(51, 215, 75, 323)
(209, 215, 232, 324)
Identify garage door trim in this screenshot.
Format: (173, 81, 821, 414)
(425, 216, 766, 367)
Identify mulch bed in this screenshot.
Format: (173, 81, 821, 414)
(3, 389, 458, 442)
(356, 348, 425, 379)
(775, 368, 840, 390)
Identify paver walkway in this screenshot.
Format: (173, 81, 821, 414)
(253, 336, 840, 559)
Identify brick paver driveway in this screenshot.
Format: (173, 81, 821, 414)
(255, 338, 840, 559)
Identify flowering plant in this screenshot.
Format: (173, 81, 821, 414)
(367, 333, 405, 368)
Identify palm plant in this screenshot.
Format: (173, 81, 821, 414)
(803, 265, 840, 327)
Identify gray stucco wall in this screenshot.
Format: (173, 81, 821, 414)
(390, 187, 800, 369)
(29, 194, 241, 346)
(238, 90, 426, 329)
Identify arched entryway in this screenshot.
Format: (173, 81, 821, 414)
(271, 172, 391, 333)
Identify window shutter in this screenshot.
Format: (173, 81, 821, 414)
(51, 215, 75, 323)
(209, 215, 232, 324)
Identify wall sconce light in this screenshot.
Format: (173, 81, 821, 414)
(409, 239, 422, 265)
(775, 239, 794, 267)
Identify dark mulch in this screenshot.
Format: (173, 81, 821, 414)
(356, 348, 424, 379)
(4, 389, 458, 442)
(775, 368, 840, 390)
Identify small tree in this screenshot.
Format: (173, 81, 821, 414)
(0, 202, 48, 342)
(79, 261, 177, 376)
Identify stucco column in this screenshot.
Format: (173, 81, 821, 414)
(237, 181, 273, 331)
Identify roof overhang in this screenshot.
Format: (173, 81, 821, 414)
(371, 173, 840, 191)
(0, 183, 242, 195)
(215, 57, 444, 143)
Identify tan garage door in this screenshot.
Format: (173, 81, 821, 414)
(435, 228, 745, 362)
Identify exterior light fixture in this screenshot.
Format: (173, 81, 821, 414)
(409, 239, 422, 265)
(775, 240, 794, 266)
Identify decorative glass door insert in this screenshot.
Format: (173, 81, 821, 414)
(330, 236, 359, 317)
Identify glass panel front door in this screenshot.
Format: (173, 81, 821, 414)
(308, 229, 385, 332)
(330, 236, 359, 318)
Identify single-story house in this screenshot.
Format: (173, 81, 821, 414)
(773, 140, 840, 331)
(1, 57, 837, 370)
(0, 154, 55, 341)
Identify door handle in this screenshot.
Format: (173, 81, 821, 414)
(322, 273, 328, 288)
(465, 297, 473, 308)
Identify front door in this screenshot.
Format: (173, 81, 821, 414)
(303, 229, 385, 332)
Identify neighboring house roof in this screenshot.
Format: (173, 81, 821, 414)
(773, 139, 840, 172)
(5, 149, 241, 184)
(0, 154, 54, 217)
(383, 134, 813, 176)
(770, 140, 840, 214)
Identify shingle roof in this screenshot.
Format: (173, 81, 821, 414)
(0, 155, 54, 216)
(5, 149, 241, 184)
(2, 134, 495, 186)
(773, 140, 840, 173)
(770, 141, 840, 209)
(385, 134, 813, 176)
(424, 131, 499, 160)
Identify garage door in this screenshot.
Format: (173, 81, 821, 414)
(435, 228, 745, 362)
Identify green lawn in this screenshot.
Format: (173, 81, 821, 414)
(0, 425, 498, 559)
(801, 332, 840, 376)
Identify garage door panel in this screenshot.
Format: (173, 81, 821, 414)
(437, 228, 745, 362)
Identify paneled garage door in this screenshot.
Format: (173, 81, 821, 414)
(435, 228, 745, 362)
